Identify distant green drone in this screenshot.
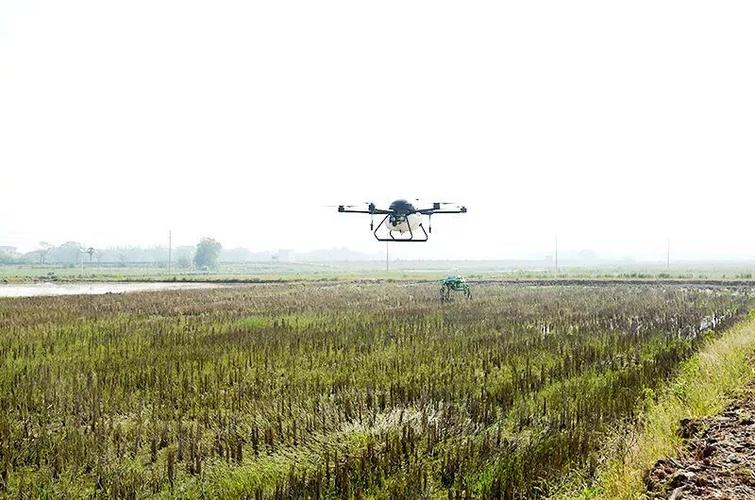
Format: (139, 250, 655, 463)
(440, 275, 471, 301)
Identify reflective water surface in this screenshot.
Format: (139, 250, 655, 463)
(0, 282, 223, 298)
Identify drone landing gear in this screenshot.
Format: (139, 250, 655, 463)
(372, 215, 429, 242)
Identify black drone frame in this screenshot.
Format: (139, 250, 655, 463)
(338, 202, 467, 243)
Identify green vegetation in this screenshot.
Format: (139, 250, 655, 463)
(194, 238, 223, 271)
(0, 284, 750, 498)
(1, 261, 754, 285)
(561, 310, 755, 500)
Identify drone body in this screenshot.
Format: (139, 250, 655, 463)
(337, 199, 466, 242)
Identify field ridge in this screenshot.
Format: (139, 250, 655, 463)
(563, 310, 755, 499)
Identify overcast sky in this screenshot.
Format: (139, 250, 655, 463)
(1, 1, 753, 261)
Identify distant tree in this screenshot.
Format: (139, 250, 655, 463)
(23, 249, 46, 264)
(47, 242, 82, 264)
(176, 255, 192, 269)
(0, 246, 18, 264)
(38, 242, 53, 264)
(194, 237, 222, 270)
(221, 247, 254, 262)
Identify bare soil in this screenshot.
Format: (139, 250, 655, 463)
(646, 392, 755, 499)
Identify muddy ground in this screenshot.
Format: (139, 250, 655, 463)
(646, 392, 755, 499)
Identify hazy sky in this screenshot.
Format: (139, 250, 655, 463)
(1, 1, 753, 260)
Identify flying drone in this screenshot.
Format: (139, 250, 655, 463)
(337, 199, 467, 242)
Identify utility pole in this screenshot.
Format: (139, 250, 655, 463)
(168, 230, 172, 274)
(80, 247, 94, 274)
(555, 234, 559, 273)
(666, 237, 670, 271)
(386, 241, 389, 272)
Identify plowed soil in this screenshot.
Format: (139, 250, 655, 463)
(646, 392, 755, 499)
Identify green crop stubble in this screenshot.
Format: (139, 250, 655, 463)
(560, 308, 755, 500)
(0, 284, 749, 498)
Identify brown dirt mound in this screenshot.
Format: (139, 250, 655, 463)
(646, 393, 755, 499)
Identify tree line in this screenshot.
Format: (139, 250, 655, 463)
(0, 238, 224, 270)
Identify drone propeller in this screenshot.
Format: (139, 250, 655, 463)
(325, 201, 371, 207)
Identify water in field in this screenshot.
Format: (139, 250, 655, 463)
(0, 282, 223, 298)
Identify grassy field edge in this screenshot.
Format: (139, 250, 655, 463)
(559, 309, 755, 499)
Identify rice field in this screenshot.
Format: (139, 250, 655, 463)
(0, 283, 749, 498)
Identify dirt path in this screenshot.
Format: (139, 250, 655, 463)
(646, 391, 755, 499)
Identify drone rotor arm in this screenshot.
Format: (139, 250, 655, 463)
(337, 208, 373, 214)
(422, 209, 467, 214)
(416, 202, 467, 215)
(418, 207, 467, 215)
(337, 205, 392, 215)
